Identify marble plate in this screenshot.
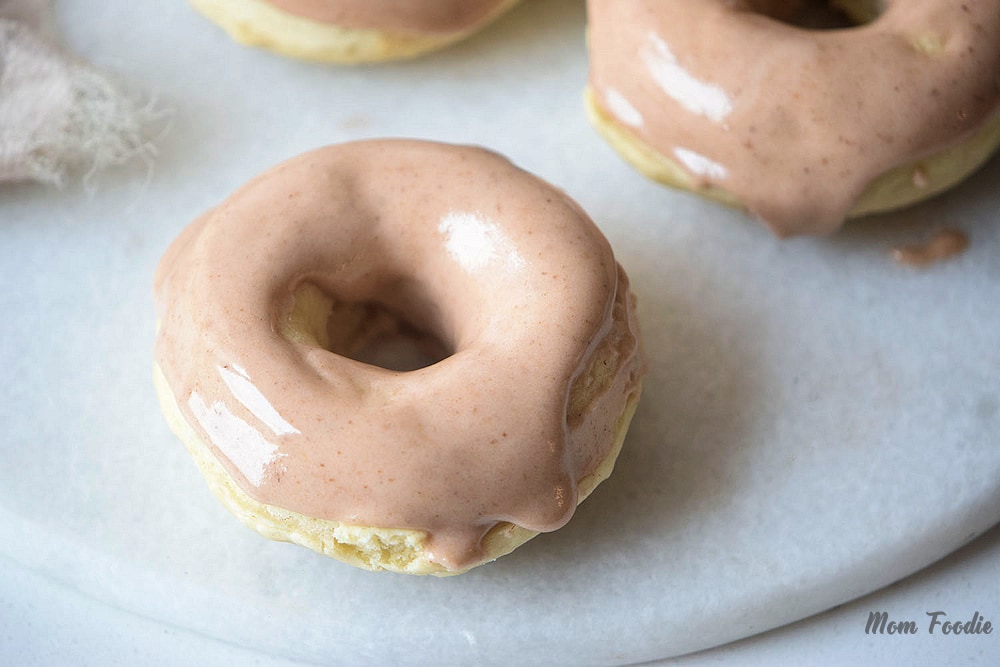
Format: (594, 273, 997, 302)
(1, 1, 998, 664)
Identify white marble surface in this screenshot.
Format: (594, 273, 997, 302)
(3, 526, 999, 665)
(1, 1, 999, 665)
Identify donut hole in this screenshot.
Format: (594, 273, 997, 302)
(326, 299, 451, 372)
(748, 0, 880, 29)
(283, 282, 452, 372)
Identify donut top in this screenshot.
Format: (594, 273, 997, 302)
(588, 0, 1000, 235)
(262, 0, 509, 34)
(154, 141, 642, 571)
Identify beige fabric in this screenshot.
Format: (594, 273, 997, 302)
(0, 0, 162, 184)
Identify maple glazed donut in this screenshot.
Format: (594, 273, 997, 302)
(188, 0, 522, 63)
(586, 0, 1000, 236)
(153, 140, 645, 575)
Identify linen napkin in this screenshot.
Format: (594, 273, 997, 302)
(0, 0, 161, 185)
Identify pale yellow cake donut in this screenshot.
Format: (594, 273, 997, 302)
(153, 353, 640, 576)
(586, 0, 1000, 236)
(585, 89, 1000, 222)
(153, 140, 645, 575)
(189, 0, 522, 63)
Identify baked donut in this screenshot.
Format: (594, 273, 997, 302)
(153, 140, 645, 575)
(189, 0, 522, 63)
(586, 0, 1000, 236)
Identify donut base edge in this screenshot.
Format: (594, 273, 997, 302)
(187, 0, 523, 64)
(850, 108, 1000, 219)
(154, 363, 445, 575)
(154, 363, 643, 576)
(583, 87, 744, 210)
(585, 87, 1000, 232)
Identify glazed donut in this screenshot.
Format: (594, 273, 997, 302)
(586, 0, 1000, 236)
(153, 140, 645, 575)
(189, 0, 522, 63)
